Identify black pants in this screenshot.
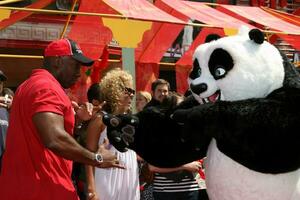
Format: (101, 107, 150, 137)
(153, 190, 199, 200)
(199, 189, 209, 200)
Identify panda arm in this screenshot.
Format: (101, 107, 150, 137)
(175, 95, 200, 109)
(174, 87, 300, 173)
(133, 107, 207, 168)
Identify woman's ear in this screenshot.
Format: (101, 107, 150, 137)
(92, 99, 100, 106)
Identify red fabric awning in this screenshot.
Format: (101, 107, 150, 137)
(68, 0, 113, 60)
(134, 0, 188, 91)
(262, 7, 300, 27)
(87, 0, 186, 91)
(136, 0, 188, 63)
(181, 1, 255, 29)
(102, 0, 184, 24)
(218, 5, 300, 35)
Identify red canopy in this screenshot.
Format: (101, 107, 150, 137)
(135, 0, 187, 63)
(102, 0, 184, 24)
(68, 0, 113, 60)
(131, 0, 188, 91)
(182, 1, 255, 29)
(262, 8, 300, 26)
(218, 5, 300, 35)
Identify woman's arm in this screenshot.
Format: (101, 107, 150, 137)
(85, 115, 105, 199)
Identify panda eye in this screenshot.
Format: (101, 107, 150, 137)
(197, 68, 201, 76)
(214, 67, 226, 77)
(190, 59, 201, 79)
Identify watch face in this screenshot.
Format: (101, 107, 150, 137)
(95, 154, 103, 163)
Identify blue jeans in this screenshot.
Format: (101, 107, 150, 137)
(153, 190, 199, 200)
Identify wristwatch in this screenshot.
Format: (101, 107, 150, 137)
(94, 153, 103, 163)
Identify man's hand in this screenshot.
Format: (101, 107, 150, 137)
(182, 161, 202, 173)
(86, 192, 99, 200)
(73, 101, 93, 121)
(96, 138, 125, 169)
(72, 101, 106, 121)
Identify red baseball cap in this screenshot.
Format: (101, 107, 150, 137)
(44, 38, 94, 66)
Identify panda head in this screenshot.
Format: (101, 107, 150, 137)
(189, 27, 286, 103)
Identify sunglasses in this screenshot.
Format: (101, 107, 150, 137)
(124, 87, 135, 95)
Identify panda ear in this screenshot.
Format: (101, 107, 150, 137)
(249, 29, 264, 44)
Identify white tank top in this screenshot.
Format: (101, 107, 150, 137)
(94, 128, 140, 200)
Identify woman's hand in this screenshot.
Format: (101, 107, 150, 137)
(182, 161, 202, 173)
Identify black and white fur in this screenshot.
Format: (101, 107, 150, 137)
(103, 27, 300, 200)
(173, 27, 300, 200)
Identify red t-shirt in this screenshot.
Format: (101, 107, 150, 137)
(0, 69, 78, 200)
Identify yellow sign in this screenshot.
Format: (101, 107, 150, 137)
(224, 28, 238, 36)
(0, 8, 10, 21)
(103, 18, 152, 48)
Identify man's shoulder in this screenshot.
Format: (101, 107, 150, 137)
(20, 72, 61, 95)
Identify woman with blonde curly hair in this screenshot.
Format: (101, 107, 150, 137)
(85, 68, 140, 200)
(136, 91, 152, 113)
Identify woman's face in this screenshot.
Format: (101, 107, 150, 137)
(116, 82, 135, 114)
(136, 93, 148, 112)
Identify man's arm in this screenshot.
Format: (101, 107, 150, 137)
(149, 161, 201, 173)
(32, 112, 123, 168)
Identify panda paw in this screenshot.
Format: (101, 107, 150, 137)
(171, 108, 191, 125)
(102, 114, 139, 152)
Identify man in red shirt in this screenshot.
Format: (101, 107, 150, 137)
(0, 38, 123, 200)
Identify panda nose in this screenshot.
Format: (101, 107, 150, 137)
(190, 83, 207, 95)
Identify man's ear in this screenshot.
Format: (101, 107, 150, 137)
(54, 56, 63, 69)
(44, 56, 61, 75)
(45, 56, 60, 70)
(51, 56, 65, 75)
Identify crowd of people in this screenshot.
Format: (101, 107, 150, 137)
(0, 38, 208, 200)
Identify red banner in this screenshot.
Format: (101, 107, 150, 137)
(136, 63, 159, 92)
(67, 0, 114, 103)
(91, 46, 109, 84)
(134, 0, 188, 91)
(67, 0, 113, 60)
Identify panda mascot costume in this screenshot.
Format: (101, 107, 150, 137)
(103, 27, 300, 200)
